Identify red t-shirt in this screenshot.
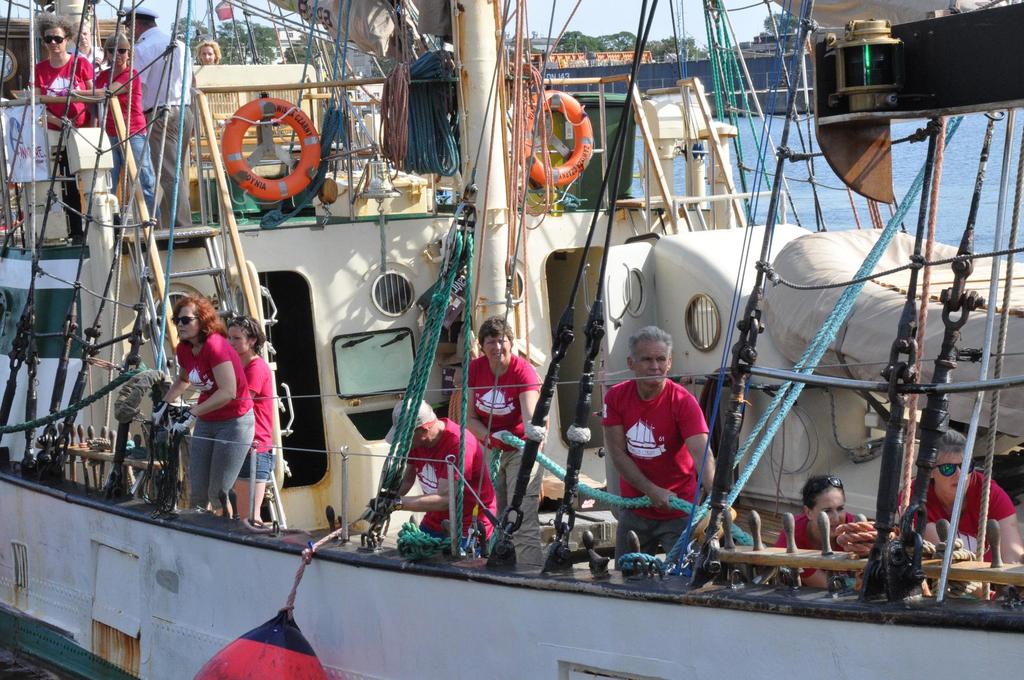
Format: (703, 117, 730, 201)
(94, 68, 146, 137)
(175, 333, 252, 421)
(926, 470, 1016, 560)
(244, 356, 273, 453)
(602, 380, 709, 520)
(408, 418, 497, 537)
(774, 511, 856, 579)
(468, 354, 539, 446)
(35, 56, 94, 129)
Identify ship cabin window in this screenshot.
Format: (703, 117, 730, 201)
(333, 328, 415, 397)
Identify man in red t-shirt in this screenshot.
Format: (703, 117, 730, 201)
(386, 401, 497, 543)
(924, 430, 1023, 564)
(602, 326, 716, 562)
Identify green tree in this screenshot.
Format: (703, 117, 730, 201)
(599, 31, 638, 52)
(555, 31, 604, 53)
(763, 12, 799, 37)
(216, 21, 280, 65)
(648, 36, 708, 61)
(174, 19, 215, 48)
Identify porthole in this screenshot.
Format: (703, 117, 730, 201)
(685, 293, 720, 352)
(625, 268, 645, 317)
(372, 271, 415, 317)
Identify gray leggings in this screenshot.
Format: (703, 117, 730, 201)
(188, 410, 254, 509)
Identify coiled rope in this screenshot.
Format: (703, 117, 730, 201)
(406, 52, 460, 176)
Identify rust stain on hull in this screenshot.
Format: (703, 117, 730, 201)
(92, 619, 140, 677)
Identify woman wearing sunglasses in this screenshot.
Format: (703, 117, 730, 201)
(93, 32, 156, 215)
(925, 430, 1024, 563)
(774, 474, 859, 588)
(158, 295, 254, 516)
(34, 13, 94, 241)
(34, 14, 94, 129)
(227, 315, 275, 526)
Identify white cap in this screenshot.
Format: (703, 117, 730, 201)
(132, 7, 160, 19)
(384, 400, 437, 444)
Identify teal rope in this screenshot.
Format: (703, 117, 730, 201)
(396, 519, 447, 560)
(407, 52, 460, 176)
(380, 233, 467, 492)
(618, 552, 666, 577)
(724, 117, 964, 511)
(664, 117, 964, 564)
(454, 233, 474, 537)
(496, 432, 752, 546)
(0, 368, 145, 434)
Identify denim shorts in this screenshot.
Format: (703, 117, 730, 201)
(237, 450, 274, 482)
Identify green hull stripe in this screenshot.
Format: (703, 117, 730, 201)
(0, 603, 137, 680)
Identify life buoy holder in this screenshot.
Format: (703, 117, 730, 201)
(221, 97, 321, 203)
(525, 90, 594, 188)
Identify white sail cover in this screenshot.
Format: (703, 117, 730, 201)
(775, 0, 987, 29)
(764, 230, 1024, 437)
(268, 0, 451, 57)
(269, 0, 397, 56)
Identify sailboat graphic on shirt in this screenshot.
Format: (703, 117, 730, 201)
(418, 463, 439, 494)
(626, 420, 665, 459)
(476, 388, 516, 416)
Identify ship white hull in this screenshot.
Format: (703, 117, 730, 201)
(2, 476, 1023, 679)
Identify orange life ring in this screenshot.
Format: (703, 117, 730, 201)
(221, 97, 321, 203)
(524, 90, 594, 188)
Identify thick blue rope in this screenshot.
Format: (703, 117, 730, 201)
(667, 117, 964, 565)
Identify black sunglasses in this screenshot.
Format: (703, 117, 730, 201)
(105, 48, 130, 54)
(173, 315, 196, 326)
(43, 35, 66, 44)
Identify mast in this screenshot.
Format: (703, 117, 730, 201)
(453, 0, 509, 321)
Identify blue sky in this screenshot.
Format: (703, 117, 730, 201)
(90, 0, 767, 46)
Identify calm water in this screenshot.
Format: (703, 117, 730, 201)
(0, 649, 71, 679)
(642, 112, 1024, 253)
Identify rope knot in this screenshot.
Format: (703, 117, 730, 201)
(756, 260, 780, 285)
(566, 424, 591, 444)
(908, 253, 926, 270)
(524, 422, 547, 443)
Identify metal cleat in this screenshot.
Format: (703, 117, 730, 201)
(325, 505, 337, 532)
(723, 508, 736, 551)
(582, 530, 609, 579)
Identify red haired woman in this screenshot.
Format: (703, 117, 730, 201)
(158, 295, 253, 514)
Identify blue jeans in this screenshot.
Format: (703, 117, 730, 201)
(109, 133, 156, 218)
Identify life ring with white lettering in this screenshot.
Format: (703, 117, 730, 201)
(221, 97, 321, 203)
(524, 90, 594, 188)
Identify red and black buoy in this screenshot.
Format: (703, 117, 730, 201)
(194, 609, 326, 679)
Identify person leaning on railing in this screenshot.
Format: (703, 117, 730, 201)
(924, 429, 1024, 564)
(386, 400, 497, 542)
(773, 475, 873, 588)
(129, 6, 193, 229)
(155, 295, 254, 516)
(464, 316, 545, 567)
(34, 12, 94, 241)
(93, 32, 156, 215)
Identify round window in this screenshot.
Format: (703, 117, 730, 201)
(685, 293, 720, 352)
(372, 271, 415, 317)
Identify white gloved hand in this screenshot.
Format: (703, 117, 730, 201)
(151, 400, 168, 424)
(169, 408, 195, 436)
